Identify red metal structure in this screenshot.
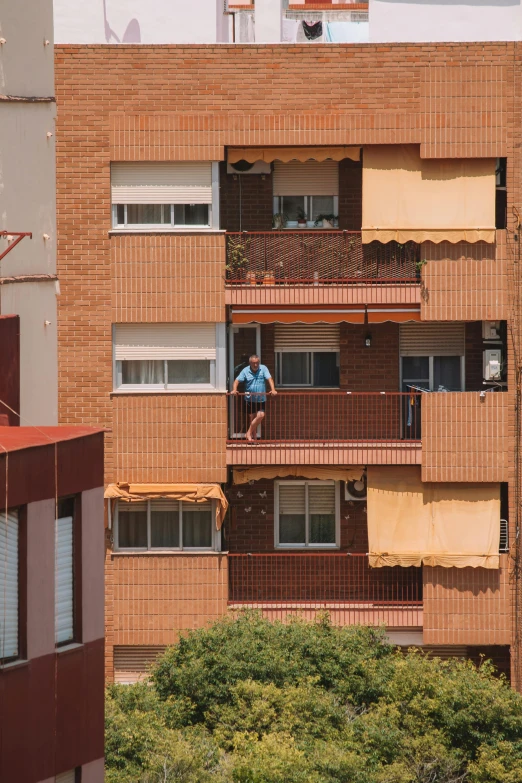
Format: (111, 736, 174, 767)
(0, 231, 32, 262)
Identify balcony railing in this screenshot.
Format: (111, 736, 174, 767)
(228, 392, 422, 444)
(225, 231, 420, 285)
(228, 553, 423, 627)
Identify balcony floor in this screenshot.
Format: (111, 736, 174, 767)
(226, 440, 422, 466)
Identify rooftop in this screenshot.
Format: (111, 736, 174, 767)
(0, 425, 105, 454)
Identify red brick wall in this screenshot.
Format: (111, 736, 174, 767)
(340, 323, 399, 391)
(465, 321, 485, 392)
(220, 163, 273, 231)
(338, 159, 362, 231)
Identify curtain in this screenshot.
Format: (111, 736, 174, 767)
(362, 145, 496, 244)
(367, 466, 500, 569)
(183, 509, 212, 547)
(122, 360, 164, 385)
(118, 503, 148, 548)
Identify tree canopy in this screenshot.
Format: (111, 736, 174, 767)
(106, 612, 522, 783)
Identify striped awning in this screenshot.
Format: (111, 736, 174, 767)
(228, 146, 361, 164)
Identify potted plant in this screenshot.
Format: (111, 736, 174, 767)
(273, 212, 288, 230)
(263, 271, 276, 285)
(314, 213, 338, 229)
(297, 207, 308, 229)
(225, 236, 250, 280)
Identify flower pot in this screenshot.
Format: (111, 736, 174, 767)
(322, 219, 333, 229)
(287, 221, 298, 228)
(297, 220, 307, 229)
(306, 221, 315, 228)
(263, 273, 275, 286)
(246, 271, 257, 286)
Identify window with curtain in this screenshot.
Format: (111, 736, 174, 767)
(0, 508, 19, 662)
(276, 481, 338, 548)
(117, 499, 217, 551)
(55, 497, 75, 647)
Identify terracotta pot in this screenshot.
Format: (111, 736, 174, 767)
(263, 273, 275, 285)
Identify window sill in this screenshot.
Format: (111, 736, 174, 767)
(0, 658, 29, 671)
(110, 388, 227, 396)
(109, 228, 225, 235)
(111, 550, 227, 557)
(56, 642, 84, 655)
(275, 546, 340, 551)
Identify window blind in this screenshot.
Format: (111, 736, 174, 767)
(111, 162, 212, 204)
(0, 511, 18, 660)
(308, 484, 336, 515)
(114, 324, 217, 361)
(55, 515, 74, 645)
(114, 645, 166, 684)
(279, 485, 306, 515)
(274, 324, 340, 351)
(399, 323, 465, 357)
(55, 769, 76, 783)
(273, 161, 339, 196)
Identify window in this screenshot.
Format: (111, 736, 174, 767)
(273, 196, 338, 223)
(274, 324, 340, 388)
(116, 500, 219, 551)
(272, 161, 339, 224)
(113, 324, 226, 391)
(55, 497, 75, 647)
(0, 509, 19, 662)
(401, 356, 463, 392)
(275, 481, 339, 548)
(399, 323, 465, 392)
(111, 162, 217, 229)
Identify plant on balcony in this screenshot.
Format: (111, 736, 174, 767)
(296, 206, 308, 228)
(272, 212, 288, 230)
(226, 236, 251, 279)
(314, 213, 338, 229)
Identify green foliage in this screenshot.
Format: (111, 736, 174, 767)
(106, 613, 522, 783)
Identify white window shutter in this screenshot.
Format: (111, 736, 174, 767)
(399, 323, 465, 357)
(274, 324, 340, 351)
(0, 511, 18, 660)
(308, 484, 336, 515)
(273, 161, 339, 196)
(114, 324, 217, 361)
(111, 162, 212, 204)
(279, 484, 306, 515)
(55, 515, 74, 645)
(56, 770, 76, 783)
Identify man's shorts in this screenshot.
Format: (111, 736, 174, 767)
(244, 397, 266, 414)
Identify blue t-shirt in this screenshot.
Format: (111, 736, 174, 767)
(236, 364, 272, 402)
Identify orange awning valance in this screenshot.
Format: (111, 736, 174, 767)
(105, 483, 228, 530)
(233, 466, 364, 485)
(228, 146, 361, 164)
(231, 308, 420, 325)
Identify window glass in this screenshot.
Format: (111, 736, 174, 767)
(279, 515, 306, 544)
(174, 204, 209, 226)
(281, 352, 310, 385)
(310, 196, 334, 221)
(126, 204, 170, 225)
(308, 484, 336, 544)
(116, 204, 125, 225)
(281, 196, 305, 221)
(313, 352, 339, 387)
(122, 360, 164, 385)
(151, 501, 179, 548)
(402, 356, 429, 381)
(119, 503, 148, 548)
(183, 508, 212, 548)
(0, 509, 19, 660)
(433, 356, 462, 391)
(168, 360, 211, 385)
(279, 484, 306, 544)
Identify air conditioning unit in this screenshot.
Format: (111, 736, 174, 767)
(345, 474, 367, 502)
(482, 320, 501, 341)
(227, 160, 271, 175)
(499, 519, 509, 553)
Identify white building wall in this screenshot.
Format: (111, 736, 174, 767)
(369, 0, 522, 43)
(53, 0, 229, 44)
(0, 0, 58, 424)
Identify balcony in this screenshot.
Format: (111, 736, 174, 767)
(225, 231, 421, 307)
(228, 553, 423, 628)
(227, 392, 422, 465)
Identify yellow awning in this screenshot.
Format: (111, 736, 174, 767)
(362, 145, 496, 244)
(233, 466, 364, 485)
(367, 466, 500, 569)
(105, 483, 228, 530)
(228, 146, 361, 164)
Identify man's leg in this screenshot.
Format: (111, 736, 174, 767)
(246, 410, 265, 441)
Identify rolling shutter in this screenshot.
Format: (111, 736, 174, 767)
(114, 645, 166, 684)
(111, 162, 212, 204)
(273, 161, 339, 196)
(55, 515, 74, 645)
(308, 484, 336, 515)
(0, 511, 18, 660)
(56, 770, 76, 783)
(274, 324, 340, 351)
(114, 324, 216, 361)
(399, 323, 465, 357)
(278, 484, 306, 516)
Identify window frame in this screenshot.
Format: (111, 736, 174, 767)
(0, 507, 24, 666)
(112, 202, 213, 230)
(115, 499, 220, 553)
(112, 323, 227, 393)
(400, 355, 465, 392)
(273, 196, 339, 225)
(275, 349, 340, 388)
(274, 480, 340, 550)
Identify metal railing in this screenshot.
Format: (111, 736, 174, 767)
(228, 553, 423, 627)
(227, 391, 422, 443)
(225, 231, 419, 285)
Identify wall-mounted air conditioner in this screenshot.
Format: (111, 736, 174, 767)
(345, 475, 367, 502)
(227, 161, 271, 175)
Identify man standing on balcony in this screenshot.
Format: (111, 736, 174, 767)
(231, 354, 277, 442)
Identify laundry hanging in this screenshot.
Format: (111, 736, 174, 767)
(303, 21, 323, 40)
(282, 18, 299, 43)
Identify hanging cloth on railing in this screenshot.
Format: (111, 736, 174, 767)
(303, 21, 323, 40)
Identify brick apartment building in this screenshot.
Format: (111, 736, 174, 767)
(54, 40, 520, 685)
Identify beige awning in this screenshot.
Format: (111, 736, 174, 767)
(233, 466, 364, 485)
(105, 483, 228, 530)
(362, 145, 496, 244)
(228, 146, 361, 164)
(367, 466, 500, 569)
